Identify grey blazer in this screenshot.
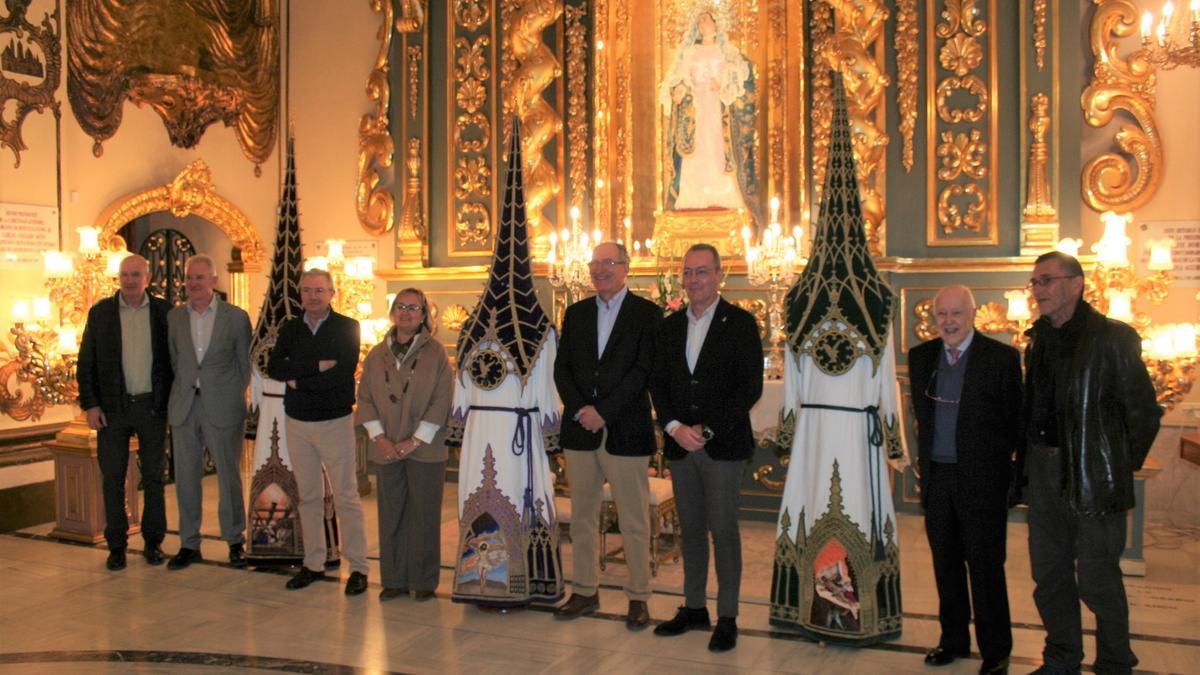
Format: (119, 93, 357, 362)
(167, 299, 253, 428)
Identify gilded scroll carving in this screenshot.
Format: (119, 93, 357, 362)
(565, 5, 587, 210)
(894, 0, 918, 172)
(927, 0, 997, 246)
(505, 0, 563, 250)
(396, 0, 426, 32)
(818, 0, 889, 256)
(357, 0, 396, 237)
(66, 0, 278, 171)
(0, 0, 61, 168)
(1080, 0, 1161, 214)
(451, 22, 493, 253)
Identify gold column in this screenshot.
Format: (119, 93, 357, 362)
(1021, 92, 1059, 255)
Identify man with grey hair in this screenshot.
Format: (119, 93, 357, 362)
(78, 254, 174, 570)
(267, 267, 368, 595)
(908, 284, 1022, 674)
(166, 254, 253, 570)
(554, 241, 662, 629)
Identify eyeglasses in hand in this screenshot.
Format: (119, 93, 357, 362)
(924, 370, 960, 405)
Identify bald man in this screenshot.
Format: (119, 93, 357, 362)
(78, 254, 174, 571)
(907, 285, 1022, 674)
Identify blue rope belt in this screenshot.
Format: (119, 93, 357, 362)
(800, 402, 885, 537)
(467, 405, 541, 518)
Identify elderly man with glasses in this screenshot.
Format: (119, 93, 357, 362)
(553, 241, 663, 629)
(1021, 251, 1161, 675)
(908, 285, 1023, 675)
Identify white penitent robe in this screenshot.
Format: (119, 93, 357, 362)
(246, 371, 339, 564)
(451, 336, 563, 606)
(770, 338, 907, 645)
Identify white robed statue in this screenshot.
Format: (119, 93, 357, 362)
(449, 119, 563, 607)
(769, 75, 908, 646)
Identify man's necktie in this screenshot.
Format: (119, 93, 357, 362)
(947, 347, 960, 366)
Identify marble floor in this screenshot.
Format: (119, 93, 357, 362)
(1, 474, 1197, 674)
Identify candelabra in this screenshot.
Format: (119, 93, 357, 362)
(547, 206, 599, 305)
(304, 239, 376, 320)
(742, 197, 805, 379)
(3, 227, 128, 421)
(1000, 211, 1196, 411)
(1139, 0, 1200, 70)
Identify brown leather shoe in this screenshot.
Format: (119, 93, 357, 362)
(625, 600, 650, 630)
(554, 592, 599, 618)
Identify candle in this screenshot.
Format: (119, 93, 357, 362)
(304, 256, 328, 272)
(77, 227, 100, 255)
(1104, 289, 1134, 323)
(1093, 211, 1131, 266)
(11, 300, 30, 323)
(57, 327, 79, 355)
(32, 296, 51, 322)
(769, 196, 780, 226)
(1146, 238, 1174, 271)
(1054, 238, 1083, 258)
(1142, 11, 1153, 41)
(42, 250, 73, 278)
(1004, 290, 1031, 322)
(105, 250, 131, 276)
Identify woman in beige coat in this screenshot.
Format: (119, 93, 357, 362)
(357, 288, 453, 600)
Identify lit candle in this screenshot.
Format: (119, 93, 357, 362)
(42, 251, 73, 278)
(1104, 288, 1134, 322)
(633, 241, 641, 256)
(304, 256, 328, 272)
(77, 227, 100, 255)
(11, 300, 30, 323)
(105, 250, 130, 276)
(1054, 238, 1083, 258)
(769, 196, 780, 226)
(1146, 238, 1174, 271)
(57, 327, 79, 355)
(1141, 11, 1153, 41)
(1093, 211, 1132, 266)
(593, 229, 602, 244)
(1004, 290, 1031, 322)
(32, 296, 52, 322)
(1174, 323, 1198, 358)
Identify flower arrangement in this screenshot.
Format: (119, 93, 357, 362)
(649, 268, 685, 314)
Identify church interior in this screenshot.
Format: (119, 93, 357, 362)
(1, 0, 1198, 673)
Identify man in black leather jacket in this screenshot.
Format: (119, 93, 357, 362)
(1022, 251, 1161, 675)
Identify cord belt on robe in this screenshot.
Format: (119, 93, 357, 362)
(467, 405, 542, 520)
(800, 402, 885, 539)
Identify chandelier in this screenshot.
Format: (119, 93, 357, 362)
(547, 206, 598, 304)
(742, 196, 805, 379)
(1139, 0, 1200, 70)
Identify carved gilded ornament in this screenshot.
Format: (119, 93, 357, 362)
(66, 0, 278, 171)
(565, 5, 588, 210)
(927, 0, 997, 246)
(1081, 0, 1162, 214)
(505, 0, 563, 253)
(450, 27, 493, 253)
(455, 157, 493, 200)
(592, 0, 611, 234)
(1032, 0, 1048, 71)
(396, 0, 426, 32)
(407, 46, 422, 120)
(357, 0, 396, 237)
(441, 303, 470, 332)
(0, 0, 61, 168)
(455, 0, 490, 32)
(894, 0, 918, 172)
(398, 137, 427, 262)
(1022, 92, 1058, 224)
(95, 160, 264, 266)
(456, 203, 491, 246)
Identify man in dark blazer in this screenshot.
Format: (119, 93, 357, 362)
(77, 254, 174, 571)
(650, 243, 763, 652)
(908, 285, 1022, 675)
(553, 241, 662, 629)
(165, 255, 253, 571)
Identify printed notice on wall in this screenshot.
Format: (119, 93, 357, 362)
(1137, 220, 1200, 287)
(0, 203, 58, 268)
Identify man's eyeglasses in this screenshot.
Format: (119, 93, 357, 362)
(393, 303, 423, 312)
(1026, 274, 1079, 289)
(924, 371, 959, 405)
(588, 258, 627, 268)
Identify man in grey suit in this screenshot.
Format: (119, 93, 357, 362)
(166, 254, 253, 570)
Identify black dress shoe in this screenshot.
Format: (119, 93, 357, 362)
(286, 567, 327, 590)
(413, 589, 436, 601)
(228, 543, 247, 568)
(708, 617, 737, 652)
(106, 548, 127, 571)
(379, 587, 408, 601)
(555, 592, 600, 618)
(979, 657, 1009, 674)
(925, 646, 968, 666)
(653, 606, 711, 636)
(143, 545, 165, 566)
(626, 600, 650, 630)
(345, 571, 368, 596)
(167, 548, 202, 570)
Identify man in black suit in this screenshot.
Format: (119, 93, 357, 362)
(77, 254, 174, 571)
(650, 243, 763, 652)
(553, 241, 662, 629)
(908, 285, 1022, 675)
